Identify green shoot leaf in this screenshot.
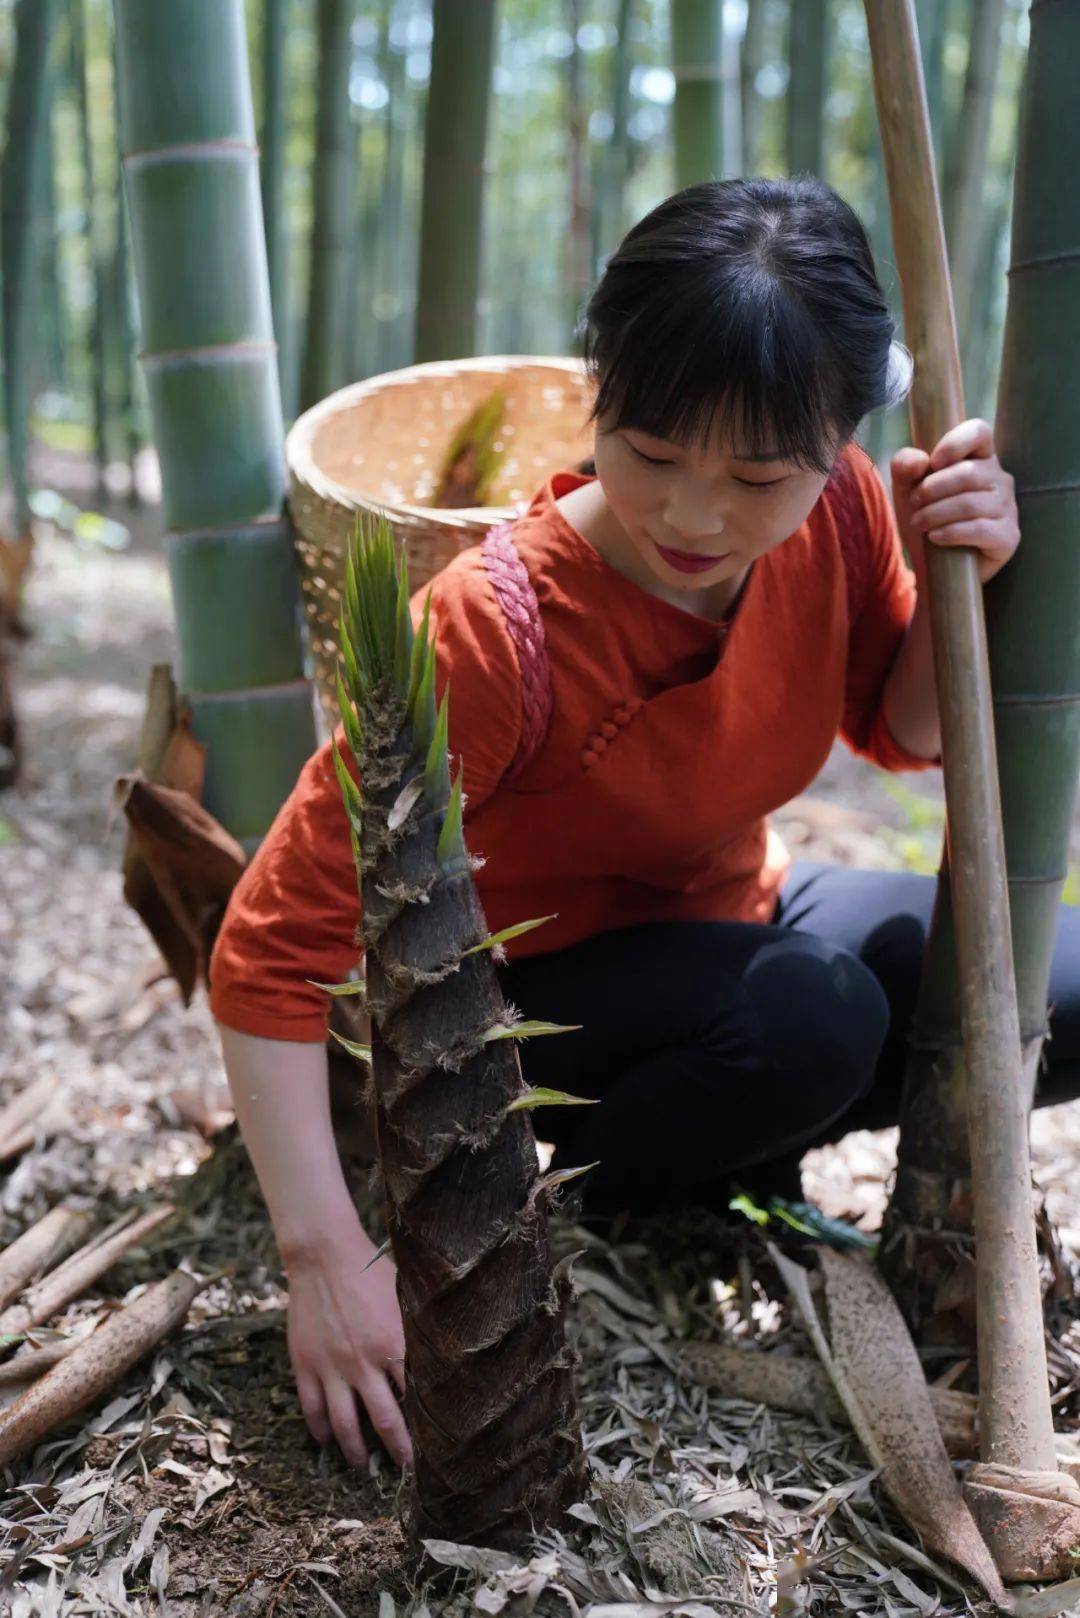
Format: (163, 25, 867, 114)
(305, 978, 367, 998)
(506, 1087, 599, 1113)
(336, 667, 363, 759)
(328, 1028, 372, 1064)
(330, 739, 363, 833)
(411, 636, 438, 757)
(423, 686, 452, 810)
(462, 915, 559, 956)
(392, 538, 413, 697)
(480, 1019, 583, 1043)
(436, 766, 467, 872)
(539, 1161, 600, 1190)
(407, 587, 434, 722)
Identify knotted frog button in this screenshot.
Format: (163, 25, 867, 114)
(582, 748, 600, 767)
(600, 721, 618, 740)
(613, 705, 631, 725)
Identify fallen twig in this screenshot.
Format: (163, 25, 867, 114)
(0, 1205, 95, 1312)
(0, 1204, 176, 1342)
(678, 1339, 979, 1459)
(0, 1268, 207, 1466)
(0, 1075, 63, 1161)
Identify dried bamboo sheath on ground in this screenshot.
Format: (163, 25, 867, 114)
(333, 521, 584, 1547)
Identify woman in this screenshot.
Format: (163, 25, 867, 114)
(208, 176, 1080, 1476)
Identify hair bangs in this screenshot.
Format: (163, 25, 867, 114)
(581, 177, 905, 479)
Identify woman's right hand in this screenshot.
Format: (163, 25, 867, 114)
(284, 1224, 414, 1471)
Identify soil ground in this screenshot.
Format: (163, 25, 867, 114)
(4, 451, 1080, 1616)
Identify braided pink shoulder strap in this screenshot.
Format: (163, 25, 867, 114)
(479, 520, 553, 785)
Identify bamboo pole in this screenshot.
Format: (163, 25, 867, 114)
(299, 0, 356, 410)
(113, 0, 316, 850)
(864, 0, 1080, 1578)
(596, 0, 634, 264)
(670, 0, 723, 190)
(942, 0, 1006, 362)
(865, 0, 1054, 1474)
(0, 0, 55, 545)
(72, 0, 110, 496)
(786, 0, 827, 179)
(414, 0, 497, 362)
(740, 0, 767, 178)
(260, 0, 288, 375)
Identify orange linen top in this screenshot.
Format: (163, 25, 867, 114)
(209, 442, 933, 1043)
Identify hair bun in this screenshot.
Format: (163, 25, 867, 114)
(885, 338, 914, 406)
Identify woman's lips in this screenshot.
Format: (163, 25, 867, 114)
(654, 541, 729, 574)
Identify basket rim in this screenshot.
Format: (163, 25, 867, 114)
(285, 353, 594, 532)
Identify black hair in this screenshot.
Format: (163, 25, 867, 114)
(578, 175, 911, 477)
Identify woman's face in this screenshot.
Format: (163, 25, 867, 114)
(591, 409, 841, 594)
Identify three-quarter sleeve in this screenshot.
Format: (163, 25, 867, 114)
(838, 445, 940, 773)
(208, 556, 524, 1042)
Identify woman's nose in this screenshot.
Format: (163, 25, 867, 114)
(662, 490, 726, 541)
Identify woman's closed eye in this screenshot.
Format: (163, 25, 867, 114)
(629, 446, 784, 488)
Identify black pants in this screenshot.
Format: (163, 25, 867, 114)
(494, 863, 1080, 1219)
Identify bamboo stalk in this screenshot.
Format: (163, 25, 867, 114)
(678, 1340, 978, 1460)
(260, 0, 288, 370)
(786, 0, 828, 179)
(670, 0, 723, 189)
(0, 1207, 95, 1314)
(0, 1205, 176, 1342)
(0, 1270, 206, 1467)
(299, 0, 355, 410)
(414, 0, 497, 362)
(942, 0, 1006, 361)
(864, 0, 1056, 1476)
(0, 0, 55, 544)
(113, 0, 316, 849)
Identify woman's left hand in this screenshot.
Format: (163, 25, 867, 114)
(890, 417, 1019, 584)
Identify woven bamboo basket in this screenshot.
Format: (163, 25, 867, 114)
(286, 354, 597, 730)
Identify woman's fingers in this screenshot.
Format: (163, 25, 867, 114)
(357, 1369, 414, 1468)
(323, 1373, 369, 1468)
(296, 1370, 331, 1447)
(386, 1352, 407, 1399)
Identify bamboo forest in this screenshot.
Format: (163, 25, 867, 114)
(7, 0, 1080, 1612)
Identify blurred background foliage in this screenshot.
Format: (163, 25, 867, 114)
(0, 0, 1030, 505)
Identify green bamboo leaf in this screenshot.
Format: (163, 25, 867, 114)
(423, 685, 452, 810)
(330, 739, 363, 833)
(305, 977, 367, 997)
(407, 587, 434, 722)
(361, 1236, 391, 1272)
(378, 526, 398, 677)
(338, 603, 368, 710)
(506, 1087, 599, 1113)
(462, 914, 559, 955)
(349, 525, 380, 684)
(436, 766, 467, 872)
(392, 536, 413, 698)
(336, 668, 364, 759)
(412, 636, 438, 758)
(480, 1019, 583, 1043)
(328, 1027, 372, 1064)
